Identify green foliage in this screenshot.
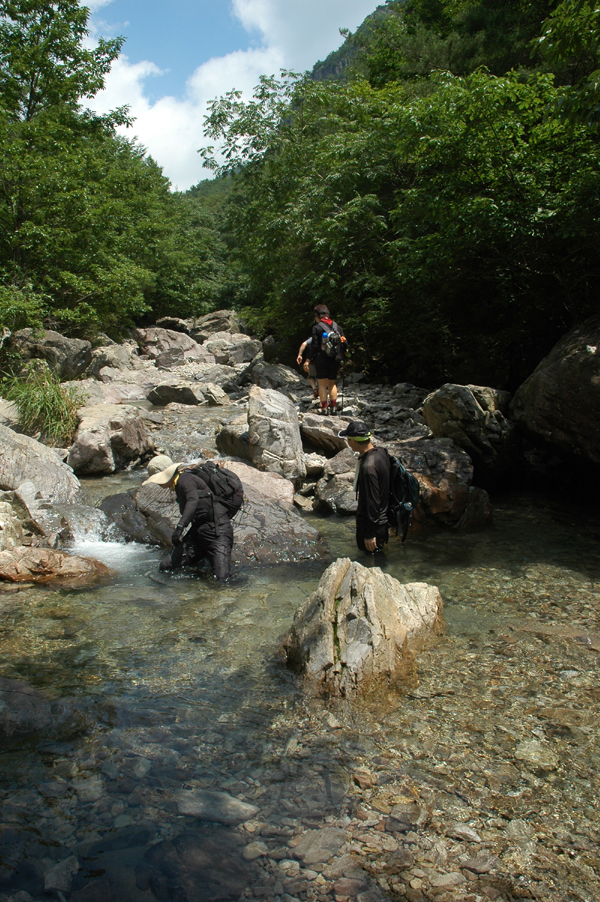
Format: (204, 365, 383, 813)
(0, 2, 230, 336)
(0, 0, 123, 121)
(0, 283, 46, 333)
(537, 0, 600, 124)
(201, 63, 600, 387)
(2, 365, 86, 444)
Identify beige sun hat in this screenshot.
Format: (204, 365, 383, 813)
(143, 462, 182, 487)
(146, 454, 174, 477)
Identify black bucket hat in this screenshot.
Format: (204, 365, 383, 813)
(337, 420, 371, 441)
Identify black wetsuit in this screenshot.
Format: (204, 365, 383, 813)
(160, 470, 233, 579)
(356, 447, 390, 553)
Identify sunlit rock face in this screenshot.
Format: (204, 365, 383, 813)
(282, 558, 444, 697)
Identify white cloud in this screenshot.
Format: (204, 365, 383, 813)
(88, 0, 378, 190)
(86, 0, 115, 11)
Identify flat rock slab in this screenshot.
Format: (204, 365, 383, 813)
(292, 827, 347, 865)
(176, 790, 259, 824)
(0, 547, 111, 584)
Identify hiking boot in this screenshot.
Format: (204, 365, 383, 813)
(318, 406, 329, 416)
(329, 405, 337, 416)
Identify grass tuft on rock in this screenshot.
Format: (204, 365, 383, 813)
(2, 368, 86, 446)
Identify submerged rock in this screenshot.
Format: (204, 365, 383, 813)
(282, 558, 444, 696)
(136, 829, 253, 901)
(176, 790, 259, 824)
(0, 677, 84, 750)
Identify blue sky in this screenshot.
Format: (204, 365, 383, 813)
(87, 0, 381, 190)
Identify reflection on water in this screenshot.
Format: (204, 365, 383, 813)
(0, 491, 599, 902)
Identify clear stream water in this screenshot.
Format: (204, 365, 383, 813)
(0, 484, 599, 902)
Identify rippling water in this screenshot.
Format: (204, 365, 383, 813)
(0, 486, 599, 902)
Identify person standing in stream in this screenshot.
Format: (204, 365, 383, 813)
(143, 462, 233, 580)
(306, 304, 346, 415)
(338, 421, 391, 554)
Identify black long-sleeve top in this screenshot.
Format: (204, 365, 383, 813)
(356, 447, 390, 538)
(174, 470, 225, 530)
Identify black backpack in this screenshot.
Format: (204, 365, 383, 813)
(387, 453, 420, 542)
(188, 462, 244, 520)
(319, 322, 345, 360)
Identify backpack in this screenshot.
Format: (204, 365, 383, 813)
(319, 322, 346, 360)
(188, 462, 244, 520)
(387, 453, 420, 543)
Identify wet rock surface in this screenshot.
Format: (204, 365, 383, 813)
(0, 546, 111, 583)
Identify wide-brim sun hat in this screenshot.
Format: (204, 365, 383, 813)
(146, 454, 174, 477)
(143, 462, 182, 486)
(337, 420, 371, 440)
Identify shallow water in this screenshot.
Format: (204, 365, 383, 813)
(0, 488, 599, 902)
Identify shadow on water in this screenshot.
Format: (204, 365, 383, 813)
(0, 490, 599, 900)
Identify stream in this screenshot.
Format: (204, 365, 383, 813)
(0, 483, 599, 902)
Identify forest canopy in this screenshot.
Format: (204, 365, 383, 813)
(1, 0, 599, 389)
(0, 0, 226, 336)
(201, 0, 600, 388)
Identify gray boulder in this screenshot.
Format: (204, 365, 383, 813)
(96, 365, 160, 401)
(189, 309, 246, 342)
(244, 358, 307, 395)
(68, 404, 154, 475)
(248, 385, 306, 481)
(422, 383, 518, 486)
(0, 500, 24, 550)
(86, 342, 138, 377)
(511, 316, 600, 467)
(147, 381, 206, 406)
(155, 316, 190, 333)
(300, 412, 353, 454)
(134, 326, 211, 362)
(11, 329, 92, 380)
(155, 346, 185, 369)
(282, 558, 444, 697)
(224, 460, 295, 505)
(215, 422, 251, 461)
(0, 424, 82, 504)
(204, 332, 262, 365)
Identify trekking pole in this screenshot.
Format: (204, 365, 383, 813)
(340, 369, 344, 414)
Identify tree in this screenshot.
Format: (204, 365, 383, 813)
(0, 0, 123, 121)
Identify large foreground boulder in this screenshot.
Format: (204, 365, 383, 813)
(511, 316, 600, 467)
(0, 547, 110, 583)
(422, 383, 519, 487)
(282, 558, 444, 697)
(68, 404, 154, 475)
(0, 425, 82, 504)
(11, 329, 92, 380)
(248, 385, 306, 481)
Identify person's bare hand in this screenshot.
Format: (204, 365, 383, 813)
(303, 360, 309, 372)
(365, 537, 377, 553)
(296, 355, 303, 365)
